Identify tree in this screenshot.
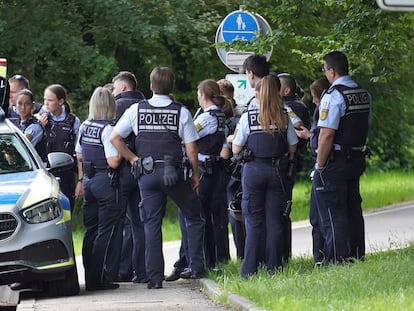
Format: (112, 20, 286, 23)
(1, 0, 413, 168)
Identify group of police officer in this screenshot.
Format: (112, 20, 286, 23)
(6, 49, 371, 290)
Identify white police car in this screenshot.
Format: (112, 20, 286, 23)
(0, 107, 79, 296)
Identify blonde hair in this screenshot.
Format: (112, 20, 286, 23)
(88, 87, 116, 120)
(256, 76, 287, 134)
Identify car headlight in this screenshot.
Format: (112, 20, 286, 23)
(21, 198, 62, 224)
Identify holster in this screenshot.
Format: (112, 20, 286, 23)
(83, 161, 95, 179)
(181, 157, 191, 181)
(108, 167, 120, 188)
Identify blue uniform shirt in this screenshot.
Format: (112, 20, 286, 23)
(193, 105, 226, 161)
(22, 121, 44, 147)
(317, 76, 358, 130)
(114, 94, 199, 144)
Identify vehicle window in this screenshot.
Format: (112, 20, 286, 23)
(0, 134, 32, 174)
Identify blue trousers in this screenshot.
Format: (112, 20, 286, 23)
(240, 161, 285, 277)
(199, 167, 230, 268)
(310, 182, 324, 262)
(138, 167, 205, 284)
(82, 172, 122, 287)
(106, 164, 146, 281)
(313, 152, 366, 264)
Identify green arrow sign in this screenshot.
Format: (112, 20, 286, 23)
(237, 79, 247, 89)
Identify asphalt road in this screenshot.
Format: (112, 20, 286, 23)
(14, 201, 414, 311)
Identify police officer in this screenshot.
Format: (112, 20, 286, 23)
(38, 84, 81, 212)
(8, 74, 42, 121)
(278, 73, 311, 156)
(194, 79, 229, 268)
(243, 54, 269, 111)
(295, 77, 331, 264)
(277, 73, 311, 263)
(111, 71, 147, 283)
(232, 76, 297, 277)
(75, 87, 122, 291)
(313, 51, 371, 264)
(110, 66, 205, 289)
(15, 89, 44, 150)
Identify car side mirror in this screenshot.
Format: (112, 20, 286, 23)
(47, 152, 74, 170)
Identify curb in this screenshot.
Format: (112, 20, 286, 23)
(200, 278, 266, 311)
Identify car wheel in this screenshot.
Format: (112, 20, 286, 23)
(46, 261, 80, 297)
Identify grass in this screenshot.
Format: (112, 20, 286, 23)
(290, 170, 414, 221)
(209, 244, 414, 311)
(72, 170, 414, 255)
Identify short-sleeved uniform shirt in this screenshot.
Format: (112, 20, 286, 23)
(21, 121, 43, 147)
(193, 104, 226, 161)
(317, 75, 358, 131)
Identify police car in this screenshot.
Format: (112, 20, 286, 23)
(0, 107, 79, 296)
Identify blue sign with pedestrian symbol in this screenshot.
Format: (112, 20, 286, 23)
(221, 10, 260, 42)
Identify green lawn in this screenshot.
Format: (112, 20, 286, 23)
(209, 245, 414, 310)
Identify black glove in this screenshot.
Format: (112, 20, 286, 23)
(287, 153, 296, 180)
(163, 155, 179, 186)
(131, 157, 142, 180)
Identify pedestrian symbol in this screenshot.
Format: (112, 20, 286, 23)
(221, 11, 260, 42)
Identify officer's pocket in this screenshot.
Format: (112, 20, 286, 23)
(241, 193, 261, 217)
(314, 181, 338, 213)
(138, 201, 146, 222)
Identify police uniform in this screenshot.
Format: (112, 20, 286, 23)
(40, 109, 80, 212)
(223, 114, 245, 259)
(233, 107, 298, 277)
(313, 76, 371, 263)
(111, 90, 147, 283)
(309, 108, 324, 263)
(75, 119, 121, 289)
(194, 105, 229, 268)
(114, 95, 205, 286)
(18, 117, 43, 146)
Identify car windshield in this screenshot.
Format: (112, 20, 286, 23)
(0, 134, 33, 174)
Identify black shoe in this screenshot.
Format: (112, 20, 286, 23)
(115, 274, 133, 282)
(147, 281, 163, 289)
(180, 268, 205, 279)
(165, 267, 184, 282)
(86, 283, 120, 291)
(132, 276, 148, 283)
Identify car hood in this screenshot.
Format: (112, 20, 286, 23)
(0, 170, 61, 210)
